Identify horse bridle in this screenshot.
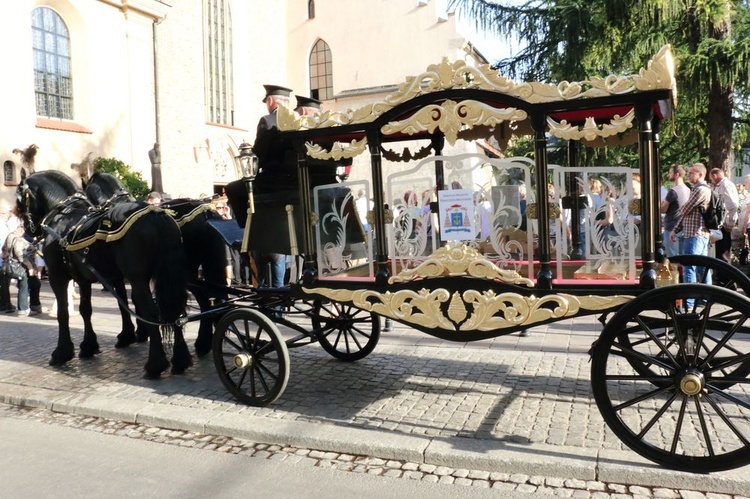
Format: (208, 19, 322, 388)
(100, 188, 132, 209)
(18, 180, 93, 240)
(16, 181, 39, 236)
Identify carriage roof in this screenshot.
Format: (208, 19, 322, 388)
(277, 45, 676, 158)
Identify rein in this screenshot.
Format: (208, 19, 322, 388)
(68, 251, 184, 329)
(35, 192, 94, 235)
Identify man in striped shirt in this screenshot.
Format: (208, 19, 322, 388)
(669, 162, 712, 287)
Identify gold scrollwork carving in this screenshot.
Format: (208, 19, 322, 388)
(277, 46, 674, 132)
(365, 208, 393, 226)
(388, 242, 534, 286)
(301, 286, 635, 332)
(305, 138, 368, 160)
(381, 100, 527, 145)
(304, 287, 456, 330)
(629, 198, 641, 216)
(633, 44, 677, 100)
(525, 203, 561, 220)
(547, 109, 635, 142)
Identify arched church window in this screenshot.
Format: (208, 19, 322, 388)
(32, 7, 73, 119)
(309, 39, 332, 100)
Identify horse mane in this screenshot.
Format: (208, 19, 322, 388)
(86, 171, 135, 206)
(89, 171, 124, 191)
(26, 170, 82, 210)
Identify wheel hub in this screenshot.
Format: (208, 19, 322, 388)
(676, 368, 705, 396)
(233, 352, 253, 369)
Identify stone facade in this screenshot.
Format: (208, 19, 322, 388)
(0, 0, 489, 202)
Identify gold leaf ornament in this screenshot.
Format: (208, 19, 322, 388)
(389, 242, 533, 286)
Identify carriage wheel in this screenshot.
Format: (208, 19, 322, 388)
(669, 254, 750, 295)
(592, 284, 750, 472)
(617, 284, 750, 387)
(212, 309, 289, 406)
(311, 300, 380, 361)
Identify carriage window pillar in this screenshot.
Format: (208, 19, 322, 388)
(531, 112, 553, 288)
(368, 133, 389, 284)
(295, 144, 317, 284)
(635, 101, 657, 287)
(566, 141, 585, 260)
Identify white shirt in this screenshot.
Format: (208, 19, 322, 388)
(715, 177, 739, 228)
(355, 195, 373, 225)
(741, 195, 750, 230)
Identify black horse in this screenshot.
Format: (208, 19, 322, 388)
(85, 172, 230, 356)
(17, 170, 191, 378)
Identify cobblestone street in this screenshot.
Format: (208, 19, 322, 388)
(1, 282, 749, 496)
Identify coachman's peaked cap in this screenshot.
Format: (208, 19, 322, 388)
(295, 95, 322, 109)
(262, 84, 292, 102)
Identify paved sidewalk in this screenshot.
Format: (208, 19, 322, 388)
(1, 281, 749, 495)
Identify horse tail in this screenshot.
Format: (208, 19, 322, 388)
(153, 213, 189, 324)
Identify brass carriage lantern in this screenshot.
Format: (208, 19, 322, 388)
(237, 142, 258, 180)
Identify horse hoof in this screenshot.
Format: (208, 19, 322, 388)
(136, 328, 149, 343)
(194, 343, 211, 358)
(78, 344, 101, 359)
(144, 358, 169, 379)
(171, 356, 193, 375)
(49, 347, 75, 366)
(115, 332, 137, 349)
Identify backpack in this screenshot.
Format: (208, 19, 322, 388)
(701, 187, 726, 231)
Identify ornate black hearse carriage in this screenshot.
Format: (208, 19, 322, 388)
(214, 45, 750, 472)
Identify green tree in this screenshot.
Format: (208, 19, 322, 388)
(451, 0, 750, 173)
(93, 157, 150, 199)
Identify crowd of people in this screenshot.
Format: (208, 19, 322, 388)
(663, 162, 743, 288)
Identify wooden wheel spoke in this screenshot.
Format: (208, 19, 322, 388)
(636, 315, 680, 366)
(252, 362, 271, 393)
(703, 393, 750, 447)
(614, 385, 673, 412)
(694, 396, 715, 457)
(223, 335, 245, 353)
(329, 330, 344, 349)
(605, 374, 672, 383)
(638, 390, 681, 439)
(709, 376, 750, 384)
(342, 331, 352, 353)
(612, 342, 676, 372)
(255, 359, 280, 381)
(254, 341, 275, 358)
(670, 396, 689, 455)
(348, 327, 368, 347)
(692, 300, 715, 349)
(226, 324, 248, 350)
(236, 368, 249, 392)
(704, 353, 750, 375)
(706, 385, 750, 411)
(699, 317, 748, 368)
(351, 314, 373, 324)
